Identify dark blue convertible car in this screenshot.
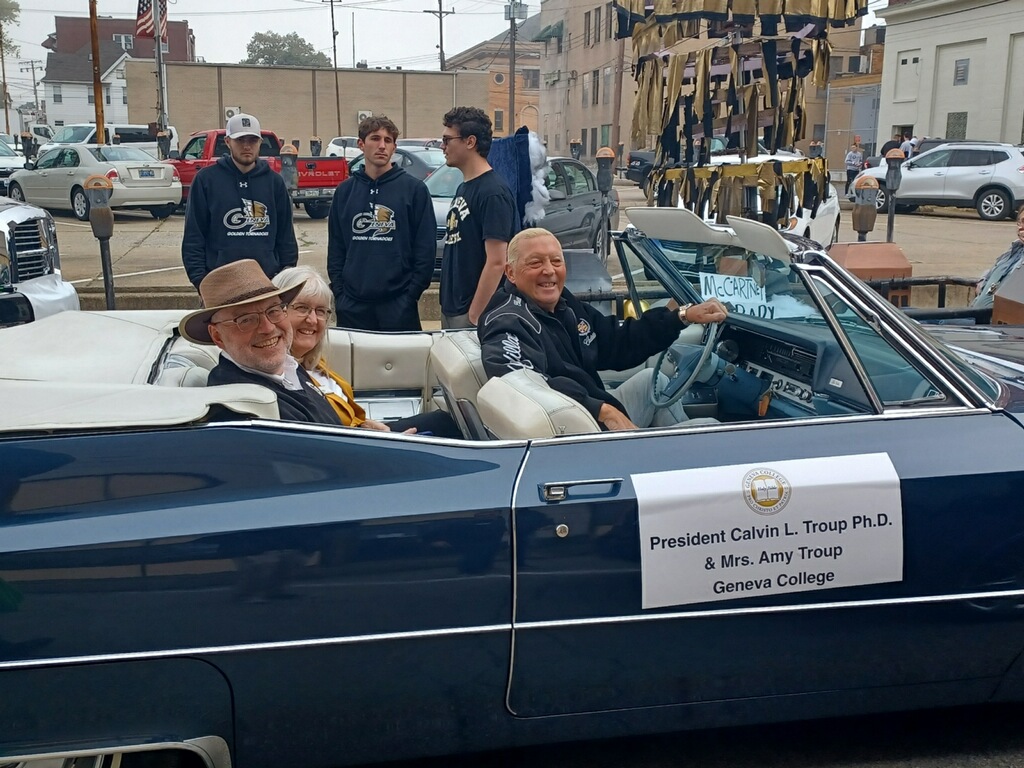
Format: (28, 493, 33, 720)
(4, 208, 1024, 768)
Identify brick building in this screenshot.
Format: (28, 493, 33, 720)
(42, 15, 197, 62)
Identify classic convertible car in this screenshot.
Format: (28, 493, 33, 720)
(5, 209, 1024, 768)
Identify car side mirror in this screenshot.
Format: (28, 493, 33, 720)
(549, 188, 567, 201)
(905, 161, 915, 170)
(168, 149, 180, 160)
(23, 160, 36, 170)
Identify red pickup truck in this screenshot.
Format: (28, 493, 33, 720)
(165, 129, 348, 219)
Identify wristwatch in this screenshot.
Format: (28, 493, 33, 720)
(678, 303, 694, 325)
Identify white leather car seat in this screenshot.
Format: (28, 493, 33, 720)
(477, 369, 601, 439)
(429, 331, 489, 439)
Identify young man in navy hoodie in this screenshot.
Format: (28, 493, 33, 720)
(327, 116, 435, 331)
(181, 113, 298, 292)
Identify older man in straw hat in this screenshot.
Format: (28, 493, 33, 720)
(179, 259, 343, 425)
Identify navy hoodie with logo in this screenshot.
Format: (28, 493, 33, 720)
(326, 165, 435, 303)
(182, 155, 298, 288)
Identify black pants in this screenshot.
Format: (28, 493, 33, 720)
(337, 292, 422, 332)
(845, 169, 859, 195)
(390, 410, 461, 438)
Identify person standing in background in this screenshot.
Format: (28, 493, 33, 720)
(844, 144, 864, 197)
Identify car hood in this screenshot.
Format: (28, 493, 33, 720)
(924, 325, 1024, 368)
(0, 156, 24, 170)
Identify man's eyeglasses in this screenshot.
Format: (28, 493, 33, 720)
(440, 135, 464, 147)
(212, 303, 288, 333)
(291, 303, 331, 320)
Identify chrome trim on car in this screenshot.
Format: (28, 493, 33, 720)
(0, 624, 511, 671)
(512, 588, 1024, 631)
(4, 736, 232, 768)
(504, 444, 531, 717)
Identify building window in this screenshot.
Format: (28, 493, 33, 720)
(523, 69, 539, 89)
(494, 72, 505, 85)
(88, 88, 94, 105)
(104, 85, 110, 105)
(582, 72, 589, 107)
(946, 111, 968, 140)
(601, 124, 611, 147)
(584, 12, 591, 47)
(122, 87, 128, 105)
(594, 6, 601, 43)
(829, 56, 842, 78)
(848, 55, 862, 73)
(953, 59, 969, 86)
(813, 123, 825, 141)
(494, 110, 504, 132)
(590, 127, 598, 155)
(580, 129, 588, 156)
(557, 34, 563, 54)
(161, 40, 169, 54)
(603, 66, 612, 105)
(555, 132, 561, 149)
(606, 2, 613, 38)
(592, 69, 600, 105)
(112, 33, 133, 50)
(52, 85, 62, 103)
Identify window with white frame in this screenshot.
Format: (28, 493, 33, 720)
(112, 33, 133, 50)
(53, 84, 62, 103)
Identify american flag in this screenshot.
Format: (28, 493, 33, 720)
(135, 0, 168, 41)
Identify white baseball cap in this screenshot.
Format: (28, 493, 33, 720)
(226, 113, 261, 139)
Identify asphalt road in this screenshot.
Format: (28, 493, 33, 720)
(52, 187, 1016, 285)
(377, 703, 1024, 768)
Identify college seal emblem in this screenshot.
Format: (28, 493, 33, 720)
(741, 468, 791, 515)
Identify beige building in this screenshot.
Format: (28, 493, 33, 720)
(446, 15, 543, 138)
(125, 61, 489, 150)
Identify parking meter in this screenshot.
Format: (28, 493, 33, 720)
(310, 136, 323, 156)
(851, 175, 879, 241)
(84, 175, 116, 310)
(111, 133, 121, 145)
(595, 146, 616, 262)
(291, 139, 301, 152)
(19, 132, 35, 159)
(279, 144, 299, 193)
(884, 148, 905, 243)
(156, 130, 171, 160)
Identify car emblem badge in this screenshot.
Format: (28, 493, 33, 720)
(741, 468, 791, 516)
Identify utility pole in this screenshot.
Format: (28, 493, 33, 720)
(504, 1, 526, 134)
(0, 24, 9, 134)
(88, 0, 106, 144)
(20, 60, 43, 117)
(322, 0, 342, 135)
(422, 0, 454, 71)
(610, 37, 625, 159)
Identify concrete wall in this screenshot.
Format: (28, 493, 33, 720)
(125, 61, 489, 151)
(877, 0, 1024, 143)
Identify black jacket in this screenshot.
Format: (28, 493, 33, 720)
(182, 155, 298, 288)
(478, 284, 685, 419)
(207, 357, 343, 425)
(327, 165, 435, 302)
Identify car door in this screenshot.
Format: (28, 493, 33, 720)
(941, 149, 996, 203)
(543, 162, 574, 245)
(15, 148, 59, 203)
(506, 264, 1024, 718)
(896, 148, 952, 203)
(561, 159, 602, 248)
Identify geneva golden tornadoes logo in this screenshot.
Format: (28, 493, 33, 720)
(353, 205, 397, 237)
(224, 199, 270, 231)
(741, 468, 792, 515)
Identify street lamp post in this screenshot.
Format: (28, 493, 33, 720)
(504, 1, 527, 133)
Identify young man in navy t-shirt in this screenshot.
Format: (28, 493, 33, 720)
(439, 106, 519, 329)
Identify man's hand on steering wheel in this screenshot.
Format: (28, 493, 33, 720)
(682, 298, 729, 325)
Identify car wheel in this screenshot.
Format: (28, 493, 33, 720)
(149, 203, 177, 219)
(304, 201, 331, 219)
(976, 188, 1011, 221)
(8, 182, 24, 202)
(874, 186, 890, 213)
(71, 186, 90, 221)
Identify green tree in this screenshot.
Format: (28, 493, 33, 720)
(241, 32, 331, 68)
(0, 0, 21, 58)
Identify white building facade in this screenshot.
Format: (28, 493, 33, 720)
(43, 48, 131, 129)
(876, 0, 1024, 143)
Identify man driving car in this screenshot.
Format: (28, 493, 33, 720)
(478, 228, 727, 431)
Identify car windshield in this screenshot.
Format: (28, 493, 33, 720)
(0, 140, 16, 157)
(424, 164, 464, 198)
(52, 126, 96, 143)
(89, 146, 156, 162)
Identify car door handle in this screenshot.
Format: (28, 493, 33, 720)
(979, 170, 992, 175)
(541, 477, 623, 502)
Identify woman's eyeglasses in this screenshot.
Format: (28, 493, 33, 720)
(291, 304, 331, 320)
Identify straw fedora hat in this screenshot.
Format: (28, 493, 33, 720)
(179, 260, 305, 345)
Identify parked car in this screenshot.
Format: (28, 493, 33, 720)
(0, 196, 79, 326)
(166, 129, 348, 219)
(0, 138, 25, 193)
(4, 211, 1024, 768)
(348, 147, 446, 181)
(397, 137, 442, 148)
(9, 145, 182, 221)
(326, 136, 361, 160)
(864, 139, 983, 171)
(628, 139, 799, 192)
(857, 141, 1024, 220)
(428, 157, 620, 278)
(38, 123, 179, 160)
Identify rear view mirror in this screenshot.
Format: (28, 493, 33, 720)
(23, 160, 36, 171)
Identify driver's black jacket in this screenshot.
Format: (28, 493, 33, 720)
(478, 283, 686, 419)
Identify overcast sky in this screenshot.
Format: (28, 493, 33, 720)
(6, 0, 884, 112)
(8, 0, 516, 107)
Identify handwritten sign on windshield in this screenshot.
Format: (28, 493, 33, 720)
(701, 273, 774, 319)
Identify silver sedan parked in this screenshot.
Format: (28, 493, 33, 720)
(8, 145, 182, 221)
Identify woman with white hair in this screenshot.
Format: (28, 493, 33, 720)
(272, 266, 460, 437)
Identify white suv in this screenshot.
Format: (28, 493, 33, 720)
(856, 141, 1024, 221)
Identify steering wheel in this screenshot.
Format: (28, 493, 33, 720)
(649, 322, 720, 409)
